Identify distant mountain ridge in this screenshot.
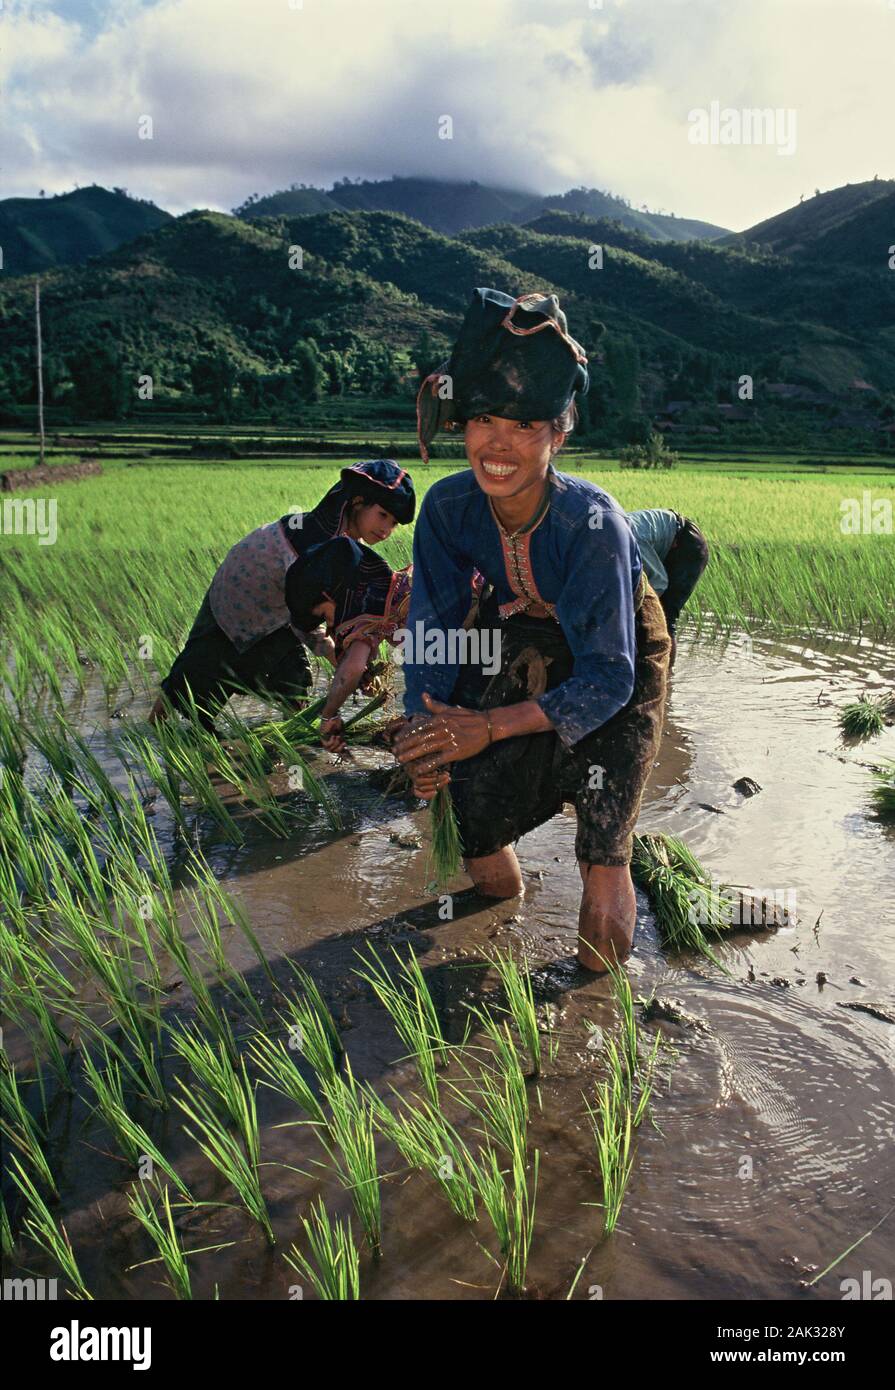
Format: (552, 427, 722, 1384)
(236, 175, 730, 242)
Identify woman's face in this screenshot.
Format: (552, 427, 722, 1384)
(465, 414, 564, 501)
(349, 501, 398, 545)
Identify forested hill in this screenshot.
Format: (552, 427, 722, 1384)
(0, 183, 892, 440)
(0, 186, 172, 275)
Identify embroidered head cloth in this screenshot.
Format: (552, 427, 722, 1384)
(416, 287, 592, 462)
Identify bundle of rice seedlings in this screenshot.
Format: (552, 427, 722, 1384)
(631, 832, 733, 970)
(353, 945, 448, 1104)
(426, 786, 462, 888)
(8, 1155, 93, 1300)
(869, 760, 895, 822)
(283, 1197, 360, 1301)
(839, 696, 887, 740)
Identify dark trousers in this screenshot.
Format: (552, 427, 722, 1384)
(660, 518, 710, 634)
(160, 591, 312, 731)
(447, 585, 670, 866)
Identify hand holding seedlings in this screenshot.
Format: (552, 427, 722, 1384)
(394, 692, 493, 767)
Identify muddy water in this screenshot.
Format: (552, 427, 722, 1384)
(5, 631, 894, 1300)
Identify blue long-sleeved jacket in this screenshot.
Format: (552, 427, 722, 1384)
(403, 467, 643, 747)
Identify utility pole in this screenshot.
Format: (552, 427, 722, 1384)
(35, 277, 46, 465)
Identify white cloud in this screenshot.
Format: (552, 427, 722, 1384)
(2, 0, 893, 229)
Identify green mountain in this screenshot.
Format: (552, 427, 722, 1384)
(238, 175, 728, 242)
(719, 179, 895, 255)
(0, 185, 172, 275)
(1, 184, 892, 433)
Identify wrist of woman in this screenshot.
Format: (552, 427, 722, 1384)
(487, 701, 554, 743)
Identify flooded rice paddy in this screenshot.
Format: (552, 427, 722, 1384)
(3, 628, 894, 1300)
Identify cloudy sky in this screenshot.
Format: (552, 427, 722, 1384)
(3, 0, 893, 231)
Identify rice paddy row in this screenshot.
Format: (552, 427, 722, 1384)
(1, 460, 893, 668)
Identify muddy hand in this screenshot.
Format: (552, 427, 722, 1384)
(394, 693, 491, 767)
(320, 715, 346, 753)
(404, 754, 451, 801)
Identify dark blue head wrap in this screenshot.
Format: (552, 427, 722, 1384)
(416, 287, 591, 461)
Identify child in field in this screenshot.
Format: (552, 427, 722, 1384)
(149, 460, 414, 748)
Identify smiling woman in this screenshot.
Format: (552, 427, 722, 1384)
(395, 288, 672, 972)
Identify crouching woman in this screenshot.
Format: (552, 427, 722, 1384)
(150, 531, 399, 750)
(394, 288, 671, 972)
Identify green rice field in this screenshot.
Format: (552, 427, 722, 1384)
(2, 429, 893, 1303)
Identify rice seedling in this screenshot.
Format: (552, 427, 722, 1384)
(127, 1182, 194, 1299)
(153, 709, 245, 843)
(182, 876, 264, 1024)
(48, 877, 167, 1106)
(353, 945, 447, 1104)
(372, 1090, 478, 1221)
(317, 1060, 381, 1258)
(459, 1013, 529, 1158)
(868, 759, 895, 821)
(169, 1025, 256, 1142)
(258, 723, 342, 831)
(489, 947, 543, 1078)
(839, 696, 886, 740)
(1, 929, 79, 1089)
(8, 1156, 93, 1299)
(119, 724, 191, 838)
(472, 1141, 539, 1296)
(584, 1055, 635, 1238)
(279, 966, 343, 1085)
(631, 832, 733, 970)
(175, 1078, 275, 1245)
(426, 786, 462, 888)
(283, 1197, 360, 1301)
(2, 1194, 14, 1256)
(80, 1048, 192, 1201)
(0, 694, 27, 773)
(185, 851, 274, 985)
(583, 965, 662, 1238)
(247, 1030, 326, 1125)
(0, 1058, 58, 1196)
